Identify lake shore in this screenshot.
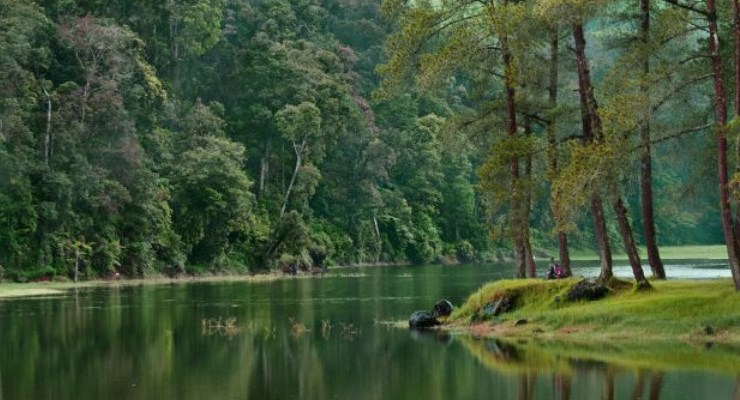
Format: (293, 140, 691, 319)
(442, 278, 740, 344)
(0, 272, 326, 299)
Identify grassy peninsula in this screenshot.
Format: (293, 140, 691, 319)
(447, 278, 740, 343)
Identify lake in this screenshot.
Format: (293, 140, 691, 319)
(0, 260, 738, 399)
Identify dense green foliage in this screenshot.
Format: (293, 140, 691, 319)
(0, 0, 734, 281)
(0, 0, 489, 280)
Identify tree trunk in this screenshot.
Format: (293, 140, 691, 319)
(280, 138, 306, 217)
(74, 247, 79, 284)
(592, 194, 613, 281)
(573, 22, 613, 280)
(502, 21, 526, 278)
(81, 80, 90, 127)
(573, 23, 604, 141)
(708, 0, 740, 290)
(640, 0, 666, 279)
(523, 116, 537, 278)
(614, 196, 651, 289)
(732, 0, 740, 258)
(735, 0, 740, 117)
(259, 138, 272, 197)
(547, 31, 572, 276)
(43, 88, 52, 166)
(373, 214, 381, 262)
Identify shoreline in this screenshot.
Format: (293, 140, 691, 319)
(0, 261, 427, 299)
(0, 271, 348, 299)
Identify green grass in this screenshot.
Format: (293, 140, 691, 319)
(449, 278, 740, 342)
(568, 244, 728, 261)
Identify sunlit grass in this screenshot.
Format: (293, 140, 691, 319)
(450, 278, 740, 342)
(569, 244, 728, 261)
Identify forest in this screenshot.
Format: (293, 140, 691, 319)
(0, 0, 738, 287)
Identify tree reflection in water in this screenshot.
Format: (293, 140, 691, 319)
(462, 338, 674, 400)
(518, 372, 536, 400)
(553, 373, 571, 400)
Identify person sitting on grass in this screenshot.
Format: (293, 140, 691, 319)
(546, 257, 565, 280)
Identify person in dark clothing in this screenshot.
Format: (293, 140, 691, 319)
(546, 257, 564, 279)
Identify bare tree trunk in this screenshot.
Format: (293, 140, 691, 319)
(547, 31, 572, 276)
(373, 214, 381, 262)
(614, 196, 651, 289)
(708, 0, 740, 290)
(573, 22, 613, 280)
(523, 116, 537, 277)
(81, 80, 90, 127)
(259, 138, 272, 196)
(74, 247, 79, 283)
(43, 88, 52, 166)
(732, 0, 740, 259)
(502, 17, 526, 278)
(169, 15, 182, 95)
(280, 139, 306, 217)
(640, 0, 666, 279)
(593, 194, 613, 281)
(735, 0, 740, 117)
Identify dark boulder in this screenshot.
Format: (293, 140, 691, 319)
(566, 279, 609, 302)
(471, 294, 518, 323)
(485, 294, 517, 317)
(409, 310, 441, 329)
(432, 299, 454, 318)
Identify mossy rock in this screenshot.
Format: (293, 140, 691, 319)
(566, 279, 609, 302)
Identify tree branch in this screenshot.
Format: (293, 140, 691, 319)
(640, 123, 713, 147)
(661, 0, 709, 16)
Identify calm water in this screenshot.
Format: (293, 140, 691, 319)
(0, 260, 738, 400)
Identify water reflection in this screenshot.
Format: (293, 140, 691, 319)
(409, 328, 453, 346)
(460, 336, 740, 400)
(0, 263, 738, 399)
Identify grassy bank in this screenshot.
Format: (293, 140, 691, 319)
(447, 278, 740, 343)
